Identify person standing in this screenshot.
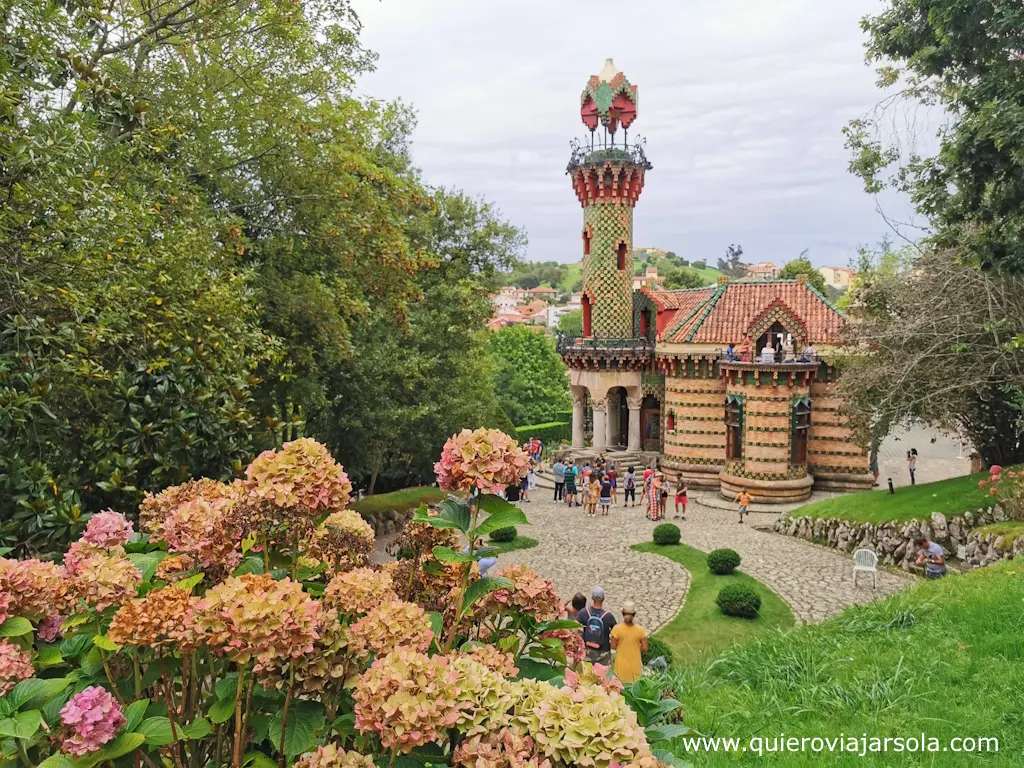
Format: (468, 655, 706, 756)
(599, 472, 612, 516)
(640, 466, 655, 508)
(646, 472, 664, 521)
(552, 458, 566, 502)
(914, 535, 947, 579)
(659, 473, 669, 519)
(735, 487, 751, 524)
(623, 466, 636, 507)
(505, 482, 521, 505)
(577, 587, 616, 666)
(610, 601, 648, 684)
(520, 463, 531, 503)
(607, 464, 618, 506)
(530, 437, 544, 470)
(563, 459, 578, 507)
(673, 477, 688, 520)
(563, 592, 587, 620)
(869, 447, 880, 487)
(586, 472, 601, 518)
(907, 448, 918, 485)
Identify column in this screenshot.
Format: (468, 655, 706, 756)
(627, 394, 643, 452)
(605, 391, 618, 448)
(591, 397, 607, 452)
(571, 391, 586, 449)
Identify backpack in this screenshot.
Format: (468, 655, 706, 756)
(625, 473, 635, 490)
(581, 607, 609, 649)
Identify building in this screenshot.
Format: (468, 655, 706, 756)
(558, 60, 870, 503)
(491, 292, 522, 314)
(545, 301, 581, 329)
(500, 285, 530, 300)
(745, 261, 779, 280)
(518, 299, 549, 322)
(526, 285, 559, 302)
(631, 265, 664, 291)
(821, 266, 855, 292)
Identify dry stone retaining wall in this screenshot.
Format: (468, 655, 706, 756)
(774, 506, 1022, 570)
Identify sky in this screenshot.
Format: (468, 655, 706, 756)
(349, 0, 918, 269)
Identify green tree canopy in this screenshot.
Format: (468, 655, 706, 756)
(779, 257, 828, 294)
(557, 309, 583, 336)
(664, 267, 707, 290)
(488, 326, 570, 427)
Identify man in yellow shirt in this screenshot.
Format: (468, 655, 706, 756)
(735, 488, 751, 524)
(610, 601, 648, 683)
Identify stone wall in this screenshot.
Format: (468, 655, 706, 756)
(773, 506, 1022, 570)
(662, 375, 726, 486)
(808, 380, 871, 491)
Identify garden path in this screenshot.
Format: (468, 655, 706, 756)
(500, 495, 914, 626)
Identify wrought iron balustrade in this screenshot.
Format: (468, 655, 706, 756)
(566, 136, 653, 174)
(556, 334, 652, 356)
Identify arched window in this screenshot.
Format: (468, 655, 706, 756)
(582, 294, 592, 337)
(791, 398, 811, 464)
(725, 395, 743, 461)
(617, 242, 627, 271)
(583, 229, 591, 256)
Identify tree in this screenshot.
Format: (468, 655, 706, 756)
(838, 248, 1024, 467)
(557, 309, 583, 336)
(722, 244, 746, 277)
(488, 326, 571, 427)
(779, 256, 828, 295)
(844, 1, 1024, 272)
(664, 268, 706, 290)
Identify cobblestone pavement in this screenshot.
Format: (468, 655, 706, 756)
(500, 494, 915, 627)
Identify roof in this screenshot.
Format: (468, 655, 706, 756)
(528, 286, 558, 294)
(659, 280, 845, 344)
(640, 287, 716, 340)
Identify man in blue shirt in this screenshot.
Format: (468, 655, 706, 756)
(552, 459, 566, 502)
(914, 536, 947, 579)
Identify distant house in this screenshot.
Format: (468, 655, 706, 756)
(632, 266, 664, 291)
(500, 285, 530, 300)
(492, 293, 521, 314)
(745, 261, 779, 279)
(545, 301, 581, 329)
(821, 266, 855, 292)
(527, 285, 559, 302)
(518, 300, 549, 322)
(487, 314, 523, 331)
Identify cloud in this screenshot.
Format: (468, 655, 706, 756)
(351, 0, 917, 268)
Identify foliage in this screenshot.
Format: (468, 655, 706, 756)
(641, 637, 675, 668)
(488, 326, 571, 427)
(778, 257, 828, 294)
(489, 527, 518, 543)
(691, 261, 706, 270)
(717, 244, 747, 278)
(652, 524, 681, 546)
(837, 248, 1024, 466)
(556, 309, 583, 336)
(715, 584, 761, 618)
(663, 268, 706, 290)
(0, 434, 670, 767)
(350, 487, 445, 518)
(515, 421, 571, 446)
(669, 562, 1024, 766)
(844, 0, 1024, 272)
(978, 465, 1024, 522)
(706, 549, 741, 575)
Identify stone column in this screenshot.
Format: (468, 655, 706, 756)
(606, 391, 618, 448)
(571, 391, 586, 449)
(591, 397, 607, 452)
(627, 394, 643, 452)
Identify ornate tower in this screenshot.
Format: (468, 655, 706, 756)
(568, 58, 651, 338)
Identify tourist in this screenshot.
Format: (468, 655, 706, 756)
(552, 458, 566, 502)
(530, 436, 544, 469)
(869, 447, 880, 487)
(773, 333, 784, 362)
(640, 465, 655, 507)
(526, 457, 538, 493)
(735, 487, 751, 524)
(659, 472, 669, 518)
(907, 448, 918, 485)
(646, 472, 664, 521)
(782, 333, 796, 362)
(610, 600, 648, 684)
(724, 343, 738, 362)
(519, 464, 531, 503)
(607, 463, 618, 505)
(673, 477, 688, 520)
(585, 472, 601, 518)
(599, 471, 612, 516)
(577, 586, 616, 666)
(505, 481, 521, 505)
(798, 342, 815, 362)
(738, 334, 752, 362)
(623, 466, 637, 507)
(562, 592, 587, 620)
(914, 535, 947, 579)
(759, 341, 775, 364)
(462, 538, 497, 578)
(563, 459, 578, 507)
(582, 461, 592, 485)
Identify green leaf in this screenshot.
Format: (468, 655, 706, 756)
(0, 710, 42, 739)
(0, 617, 33, 637)
(93, 634, 120, 652)
(182, 716, 212, 739)
(36, 645, 64, 668)
(36, 755, 74, 768)
(127, 552, 167, 582)
(514, 658, 560, 681)
(536, 618, 581, 633)
(459, 576, 513, 618)
(437, 498, 472, 532)
(267, 700, 324, 758)
(653, 748, 694, 768)
(208, 696, 235, 724)
(136, 716, 176, 746)
(431, 546, 476, 564)
(96, 732, 146, 760)
(233, 556, 264, 577)
(472, 506, 529, 539)
(243, 752, 278, 768)
(214, 673, 239, 702)
(427, 611, 443, 640)
(61, 614, 91, 632)
(646, 724, 692, 742)
(412, 511, 466, 532)
(122, 698, 150, 733)
(2, 677, 71, 713)
(476, 493, 527, 517)
(176, 572, 205, 592)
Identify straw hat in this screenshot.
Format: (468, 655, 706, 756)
(621, 600, 637, 615)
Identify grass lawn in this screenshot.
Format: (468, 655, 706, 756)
(350, 486, 445, 518)
(632, 542, 795, 664)
(688, 265, 726, 285)
(793, 470, 997, 524)
(556, 262, 582, 293)
(972, 520, 1024, 551)
(487, 535, 538, 554)
(666, 561, 1024, 766)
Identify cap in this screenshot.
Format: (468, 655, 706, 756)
(621, 600, 636, 615)
(592, 586, 605, 601)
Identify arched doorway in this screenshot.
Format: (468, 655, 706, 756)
(756, 321, 789, 360)
(582, 294, 592, 337)
(606, 387, 628, 448)
(641, 394, 661, 451)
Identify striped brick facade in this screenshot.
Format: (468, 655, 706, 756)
(661, 374, 726, 486)
(808, 379, 871, 491)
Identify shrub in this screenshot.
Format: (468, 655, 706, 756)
(692, 260, 707, 270)
(716, 584, 761, 618)
(707, 548, 741, 574)
(489, 526, 517, 543)
(514, 421, 570, 445)
(652, 524, 681, 545)
(641, 636, 674, 667)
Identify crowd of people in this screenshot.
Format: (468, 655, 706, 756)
(723, 333, 815, 364)
(546, 456, 690, 521)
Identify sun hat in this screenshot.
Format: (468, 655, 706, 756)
(621, 600, 636, 615)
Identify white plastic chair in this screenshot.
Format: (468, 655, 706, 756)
(853, 548, 878, 589)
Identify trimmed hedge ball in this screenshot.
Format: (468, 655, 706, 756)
(641, 636, 675, 667)
(707, 548, 741, 575)
(652, 523, 681, 545)
(716, 584, 761, 618)
(489, 526, 517, 543)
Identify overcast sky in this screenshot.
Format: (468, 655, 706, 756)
(349, 0, 916, 269)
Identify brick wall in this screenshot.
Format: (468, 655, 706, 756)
(808, 380, 869, 477)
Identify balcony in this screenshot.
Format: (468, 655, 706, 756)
(556, 334, 652, 369)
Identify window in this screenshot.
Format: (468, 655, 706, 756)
(667, 412, 675, 432)
(582, 294, 592, 337)
(639, 308, 652, 339)
(583, 230, 591, 256)
(617, 242, 627, 271)
(725, 396, 743, 460)
(791, 398, 811, 464)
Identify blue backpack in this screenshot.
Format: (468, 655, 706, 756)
(582, 607, 609, 649)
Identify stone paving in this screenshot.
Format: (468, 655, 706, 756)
(499, 494, 914, 627)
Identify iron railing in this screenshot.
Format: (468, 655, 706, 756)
(556, 334, 653, 356)
(718, 350, 823, 365)
(566, 136, 653, 174)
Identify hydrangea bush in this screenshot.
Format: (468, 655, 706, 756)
(0, 432, 680, 767)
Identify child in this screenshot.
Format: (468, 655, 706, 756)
(586, 473, 601, 518)
(673, 477, 688, 520)
(735, 488, 751, 524)
(607, 464, 618, 506)
(520, 465, 531, 504)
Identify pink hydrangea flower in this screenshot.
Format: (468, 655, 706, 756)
(434, 428, 530, 494)
(990, 465, 1003, 475)
(83, 511, 134, 548)
(0, 590, 11, 623)
(245, 438, 352, 516)
(38, 613, 65, 642)
(0, 640, 34, 696)
(60, 686, 126, 756)
(978, 480, 988, 490)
